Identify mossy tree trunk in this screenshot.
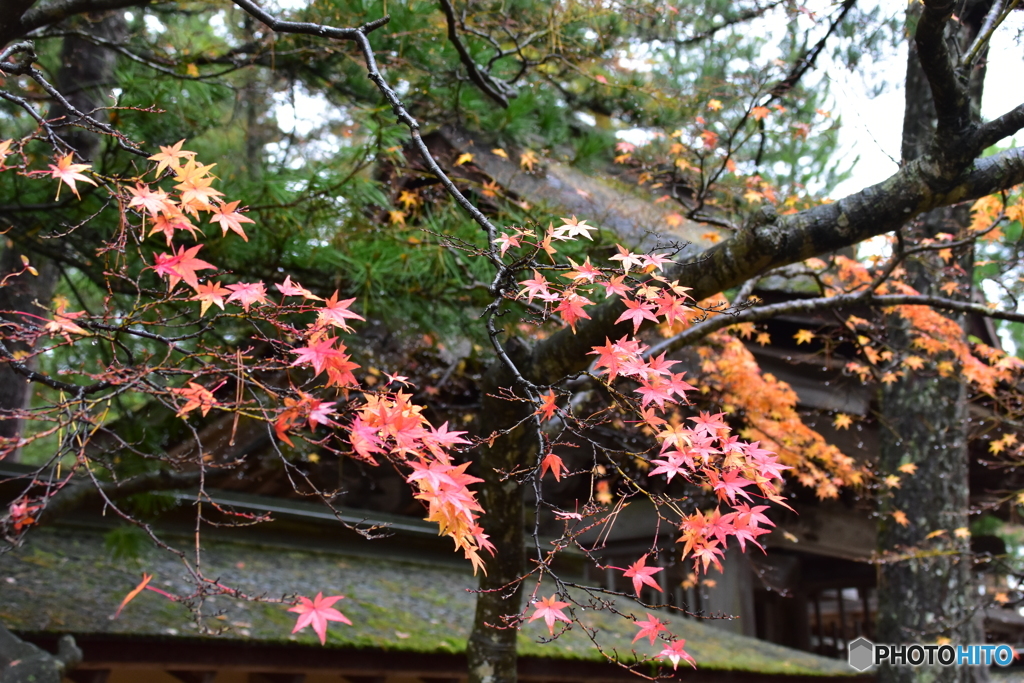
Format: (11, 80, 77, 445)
(876, 4, 990, 683)
(466, 341, 534, 683)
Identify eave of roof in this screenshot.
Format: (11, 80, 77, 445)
(1, 527, 858, 677)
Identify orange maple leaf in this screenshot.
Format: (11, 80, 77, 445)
(209, 200, 255, 241)
(48, 154, 97, 199)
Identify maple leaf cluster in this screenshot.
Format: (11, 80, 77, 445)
(350, 393, 492, 572)
(0, 139, 497, 646)
(494, 212, 801, 670)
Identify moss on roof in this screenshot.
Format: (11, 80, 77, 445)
(0, 527, 853, 676)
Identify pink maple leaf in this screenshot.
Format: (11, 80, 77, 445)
(225, 281, 267, 312)
(659, 639, 696, 669)
(276, 275, 322, 300)
(529, 594, 572, 635)
(615, 297, 659, 333)
(318, 291, 365, 331)
(634, 613, 669, 645)
(622, 555, 663, 596)
(289, 592, 351, 645)
(291, 337, 343, 376)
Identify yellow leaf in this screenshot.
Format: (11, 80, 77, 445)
(954, 527, 970, 539)
(397, 190, 421, 209)
(491, 148, 509, 159)
(186, 63, 199, 77)
(756, 332, 770, 346)
(898, 462, 917, 474)
(520, 149, 539, 172)
(832, 413, 853, 430)
(454, 153, 474, 166)
(902, 355, 925, 371)
(925, 529, 946, 539)
(707, 99, 723, 111)
(995, 592, 1010, 604)
(892, 510, 909, 526)
(1007, 203, 1024, 224)
(793, 329, 814, 345)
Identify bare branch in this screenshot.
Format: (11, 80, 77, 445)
(437, 0, 512, 108)
(230, 0, 502, 257)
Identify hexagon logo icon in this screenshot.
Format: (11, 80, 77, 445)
(848, 637, 875, 671)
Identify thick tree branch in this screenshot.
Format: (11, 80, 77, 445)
(915, 0, 972, 148)
(0, 0, 150, 47)
(647, 291, 1024, 358)
(525, 146, 1024, 382)
(971, 102, 1024, 154)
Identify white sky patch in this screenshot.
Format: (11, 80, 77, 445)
(262, 0, 312, 11)
(615, 128, 658, 147)
(574, 111, 597, 127)
(209, 11, 227, 34)
(144, 14, 166, 35)
(618, 42, 657, 73)
(273, 87, 332, 138)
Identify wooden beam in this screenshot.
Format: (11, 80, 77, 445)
(66, 671, 110, 683)
(167, 671, 216, 683)
(250, 674, 306, 683)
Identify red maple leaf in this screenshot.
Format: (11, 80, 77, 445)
(540, 453, 568, 482)
(536, 390, 558, 423)
(289, 592, 351, 645)
(171, 381, 218, 417)
(47, 153, 96, 199)
(622, 555, 663, 596)
(529, 595, 572, 635)
(276, 275, 322, 300)
(152, 244, 215, 291)
(126, 183, 175, 217)
(553, 291, 592, 332)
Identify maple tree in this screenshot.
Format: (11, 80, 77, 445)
(1, 1, 1024, 683)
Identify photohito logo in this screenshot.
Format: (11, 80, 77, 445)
(847, 637, 1015, 672)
